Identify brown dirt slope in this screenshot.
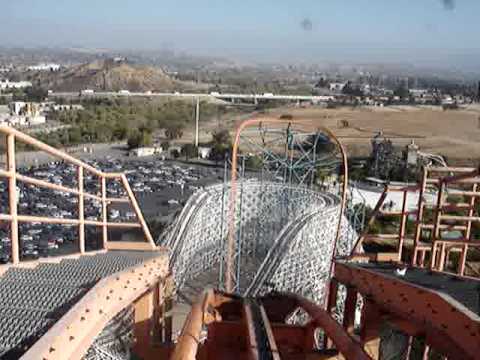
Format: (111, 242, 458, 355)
(249, 106, 480, 163)
(35, 60, 175, 92)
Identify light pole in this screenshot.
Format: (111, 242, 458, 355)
(195, 97, 199, 148)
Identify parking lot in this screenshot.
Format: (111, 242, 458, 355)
(0, 156, 225, 262)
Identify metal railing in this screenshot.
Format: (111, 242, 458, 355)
(0, 125, 155, 264)
(350, 165, 480, 276)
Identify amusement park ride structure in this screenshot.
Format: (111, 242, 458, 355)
(226, 118, 349, 293)
(0, 121, 477, 360)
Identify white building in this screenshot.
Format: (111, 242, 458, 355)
(410, 89, 429, 97)
(0, 79, 32, 91)
(329, 82, 346, 93)
(27, 63, 61, 72)
(442, 95, 455, 105)
(198, 146, 212, 159)
(169, 145, 182, 157)
(0, 102, 46, 127)
(51, 104, 84, 111)
(0, 115, 46, 127)
(129, 146, 163, 157)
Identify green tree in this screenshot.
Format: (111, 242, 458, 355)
(113, 121, 128, 140)
(24, 87, 48, 102)
(161, 141, 170, 152)
(342, 82, 363, 96)
(245, 155, 263, 170)
(127, 128, 152, 149)
(212, 129, 231, 147)
(68, 127, 82, 143)
(393, 85, 410, 99)
(181, 143, 198, 161)
(127, 130, 142, 149)
(165, 123, 184, 140)
(210, 129, 232, 163)
(171, 149, 180, 159)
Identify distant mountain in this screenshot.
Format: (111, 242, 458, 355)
(31, 59, 176, 92)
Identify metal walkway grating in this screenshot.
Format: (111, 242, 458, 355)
(0, 250, 162, 359)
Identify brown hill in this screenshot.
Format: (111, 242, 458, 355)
(35, 60, 176, 92)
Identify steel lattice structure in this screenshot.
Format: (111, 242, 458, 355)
(225, 119, 350, 293)
(160, 119, 357, 304)
(162, 180, 356, 304)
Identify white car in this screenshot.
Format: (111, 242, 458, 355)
(110, 209, 120, 219)
(21, 235, 33, 242)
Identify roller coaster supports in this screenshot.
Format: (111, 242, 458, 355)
(323, 278, 338, 349)
(134, 289, 155, 354)
(360, 299, 382, 360)
(133, 275, 174, 358)
(152, 282, 162, 343)
(303, 322, 316, 352)
(343, 286, 357, 335)
(162, 276, 174, 344)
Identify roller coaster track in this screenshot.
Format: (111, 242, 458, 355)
(245, 193, 339, 297)
(161, 189, 211, 267)
(163, 181, 345, 302)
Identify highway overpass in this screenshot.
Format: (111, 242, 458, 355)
(50, 91, 336, 102)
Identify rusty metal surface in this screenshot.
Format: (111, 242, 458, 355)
(354, 262, 480, 316)
(262, 292, 372, 360)
(172, 289, 370, 360)
(0, 250, 163, 359)
(334, 261, 480, 360)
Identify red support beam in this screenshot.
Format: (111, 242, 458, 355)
(334, 262, 480, 360)
(359, 299, 382, 360)
(343, 286, 357, 335)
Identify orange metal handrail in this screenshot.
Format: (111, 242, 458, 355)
(351, 165, 480, 277)
(0, 126, 155, 264)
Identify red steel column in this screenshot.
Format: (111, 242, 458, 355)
(323, 279, 338, 349)
(360, 299, 382, 360)
(343, 286, 357, 334)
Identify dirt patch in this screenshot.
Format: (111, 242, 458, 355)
(240, 106, 480, 163)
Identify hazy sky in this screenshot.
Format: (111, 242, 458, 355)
(2, 0, 479, 68)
